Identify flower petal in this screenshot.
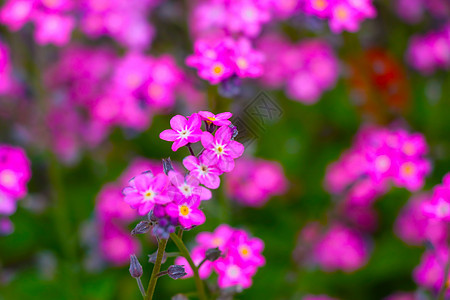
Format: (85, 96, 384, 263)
(170, 115, 187, 131)
(227, 140, 245, 158)
(159, 129, 179, 141)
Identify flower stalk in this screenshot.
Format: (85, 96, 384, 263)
(145, 238, 168, 300)
(170, 233, 208, 300)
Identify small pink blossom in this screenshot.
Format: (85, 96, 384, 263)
(166, 195, 206, 229)
(160, 114, 203, 151)
(0, 145, 32, 199)
(33, 12, 75, 46)
(183, 155, 223, 189)
(201, 126, 245, 172)
(122, 171, 170, 215)
(215, 256, 256, 289)
(198, 111, 232, 126)
(167, 171, 212, 201)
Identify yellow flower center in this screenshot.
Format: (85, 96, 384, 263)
(212, 64, 224, 75)
(313, 0, 327, 10)
(336, 6, 348, 20)
(179, 205, 190, 216)
(401, 162, 415, 176)
(147, 83, 163, 98)
(144, 190, 153, 201)
(240, 246, 250, 257)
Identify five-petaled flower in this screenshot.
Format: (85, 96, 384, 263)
(183, 155, 223, 189)
(123, 171, 171, 215)
(166, 194, 206, 229)
(160, 114, 203, 151)
(201, 126, 245, 172)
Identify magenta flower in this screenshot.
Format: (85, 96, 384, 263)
(175, 247, 213, 279)
(183, 155, 223, 189)
(0, 145, 31, 199)
(0, 191, 16, 216)
(198, 111, 232, 126)
(215, 256, 256, 289)
(159, 114, 203, 151)
(33, 12, 75, 46)
(230, 230, 265, 267)
(122, 171, 170, 215)
(99, 222, 141, 266)
(232, 37, 265, 78)
(0, 0, 35, 31)
(413, 247, 449, 293)
(186, 39, 234, 84)
(165, 194, 206, 229)
(201, 126, 245, 172)
(167, 170, 212, 201)
(196, 224, 234, 251)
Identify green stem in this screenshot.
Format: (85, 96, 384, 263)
(145, 239, 168, 300)
(170, 233, 207, 300)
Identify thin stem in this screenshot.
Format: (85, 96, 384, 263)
(156, 270, 169, 278)
(437, 259, 450, 300)
(165, 252, 181, 258)
(170, 233, 208, 300)
(197, 258, 208, 269)
(177, 228, 184, 239)
(136, 278, 146, 299)
(187, 143, 195, 156)
(145, 239, 168, 300)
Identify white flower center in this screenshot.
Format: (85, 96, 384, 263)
(214, 143, 226, 156)
(180, 184, 192, 197)
(198, 164, 209, 175)
(0, 170, 17, 188)
(178, 127, 191, 139)
(143, 189, 155, 202)
(226, 265, 241, 279)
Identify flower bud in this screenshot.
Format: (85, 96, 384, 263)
(129, 254, 143, 278)
(167, 265, 187, 280)
(163, 158, 174, 175)
(229, 124, 238, 140)
(131, 221, 151, 235)
(148, 250, 167, 264)
(172, 294, 189, 300)
(205, 247, 222, 262)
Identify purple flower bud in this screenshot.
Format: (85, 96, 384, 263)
(167, 265, 187, 280)
(205, 121, 217, 134)
(129, 254, 143, 278)
(218, 75, 241, 98)
(131, 221, 151, 235)
(172, 294, 189, 300)
(148, 250, 167, 264)
(205, 247, 222, 262)
(229, 124, 238, 140)
(163, 158, 174, 175)
(147, 211, 158, 222)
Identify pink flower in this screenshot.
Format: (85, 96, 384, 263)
(225, 158, 288, 207)
(186, 39, 235, 84)
(303, 0, 331, 18)
(226, 0, 271, 37)
(0, 0, 35, 31)
(229, 230, 265, 267)
(159, 114, 203, 151)
(0, 145, 31, 199)
(313, 224, 369, 272)
(201, 126, 245, 172)
(413, 246, 450, 293)
(166, 194, 206, 229)
(215, 256, 256, 289)
(99, 222, 141, 266)
(183, 155, 223, 189)
(33, 13, 75, 46)
(232, 37, 265, 78)
(195, 224, 234, 251)
(303, 296, 339, 300)
(0, 191, 17, 216)
(198, 111, 232, 126)
(395, 194, 447, 246)
(167, 171, 212, 201)
(329, 2, 361, 33)
(122, 171, 171, 215)
(96, 184, 137, 223)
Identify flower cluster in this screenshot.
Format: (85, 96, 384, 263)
(406, 23, 450, 75)
(0, 145, 31, 235)
(43, 46, 198, 163)
(395, 194, 447, 246)
(225, 157, 288, 207)
(413, 246, 450, 296)
(0, 0, 160, 48)
(94, 158, 166, 266)
(325, 126, 431, 206)
(421, 173, 450, 222)
(0, 0, 75, 45)
(394, 0, 449, 24)
(294, 222, 369, 272)
(174, 224, 265, 289)
(303, 296, 338, 300)
(80, 0, 160, 50)
(186, 37, 265, 85)
(123, 112, 244, 238)
(258, 35, 339, 104)
(300, 0, 377, 33)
